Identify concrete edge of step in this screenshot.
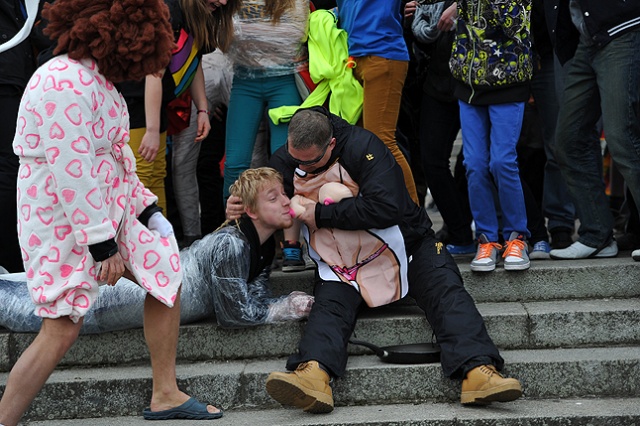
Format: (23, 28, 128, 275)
(21, 397, 640, 426)
(8, 346, 640, 422)
(2, 298, 640, 373)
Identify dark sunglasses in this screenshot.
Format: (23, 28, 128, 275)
(286, 138, 332, 166)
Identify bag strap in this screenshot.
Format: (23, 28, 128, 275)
(0, 0, 39, 53)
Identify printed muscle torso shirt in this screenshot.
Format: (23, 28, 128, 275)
(293, 161, 408, 307)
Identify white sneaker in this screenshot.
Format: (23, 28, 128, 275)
(470, 234, 502, 272)
(550, 240, 618, 260)
(633, 249, 640, 261)
(503, 232, 530, 271)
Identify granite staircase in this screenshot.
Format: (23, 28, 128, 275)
(2, 255, 640, 425)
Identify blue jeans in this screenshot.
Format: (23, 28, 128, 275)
(459, 101, 529, 242)
(555, 30, 640, 248)
(530, 53, 576, 231)
(223, 74, 301, 199)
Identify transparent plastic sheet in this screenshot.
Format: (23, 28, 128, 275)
(202, 50, 233, 107)
(0, 275, 39, 332)
(0, 226, 312, 333)
(266, 290, 314, 323)
(0, 272, 211, 334)
(227, 0, 309, 79)
(185, 225, 313, 328)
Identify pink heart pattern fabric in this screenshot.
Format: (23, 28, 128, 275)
(14, 54, 182, 323)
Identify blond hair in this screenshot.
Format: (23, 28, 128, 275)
(264, 0, 296, 23)
(180, 0, 241, 53)
(229, 167, 283, 213)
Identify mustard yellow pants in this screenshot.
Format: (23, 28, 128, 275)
(353, 56, 419, 205)
(128, 128, 168, 213)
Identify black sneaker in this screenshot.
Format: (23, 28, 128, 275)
(302, 243, 316, 270)
(281, 241, 306, 272)
(616, 232, 640, 251)
(550, 228, 573, 250)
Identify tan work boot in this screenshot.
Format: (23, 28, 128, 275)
(266, 361, 334, 413)
(460, 365, 522, 406)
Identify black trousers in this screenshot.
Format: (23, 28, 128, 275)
(419, 95, 474, 246)
(0, 94, 24, 272)
(197, 108, 226, 235)
(286, 234, 502, 379)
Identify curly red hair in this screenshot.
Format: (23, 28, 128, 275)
(43, 0, 176, 83)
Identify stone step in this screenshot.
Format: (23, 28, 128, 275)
(2, 297, 639, 373)
(6, 346, 640, 422)
(269, 256, 640, 303)
(23, 397, 640, 426)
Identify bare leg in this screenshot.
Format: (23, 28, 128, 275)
(0, 317, 82, 426)
(143, 288, 220, 414)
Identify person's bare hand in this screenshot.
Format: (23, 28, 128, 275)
(404, 1, 417, 18)
(194, 112, 211, 143)
(138, 130, 160, 162)
(226, 195, 244, 220)
(99, 252, 125, 286)
(297, 201, 317, 230)
(437, 2, 457, 32)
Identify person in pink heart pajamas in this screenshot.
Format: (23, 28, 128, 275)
(0, 0, 223, 423)
(15, 55, 183, 320)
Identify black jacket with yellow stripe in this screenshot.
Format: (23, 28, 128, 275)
(269, 107, 435, 255)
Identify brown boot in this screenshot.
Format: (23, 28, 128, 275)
(266, 361, 334, 413)
(460, 365, 522, 406)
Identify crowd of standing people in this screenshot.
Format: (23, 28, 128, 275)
(1, 0, 640, 423)
(2, 0, 638, 277)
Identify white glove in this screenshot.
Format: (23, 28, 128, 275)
(148, 211, 174, 238)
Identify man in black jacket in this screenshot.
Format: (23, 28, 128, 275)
(546, 0, 640, 261)
(261, 107, 523, 413)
